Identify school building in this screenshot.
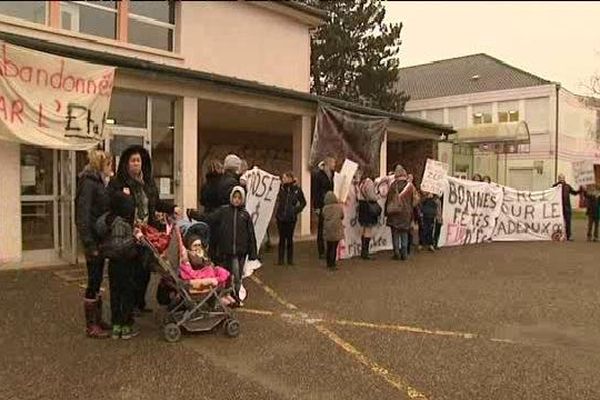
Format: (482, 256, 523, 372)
(0, 1, 451, 268)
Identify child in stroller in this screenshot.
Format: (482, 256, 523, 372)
(150, 220, 240, 342)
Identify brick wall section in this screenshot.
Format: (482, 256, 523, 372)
(387, 139, 438, 188)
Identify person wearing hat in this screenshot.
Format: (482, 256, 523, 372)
(216, 154, 242, 208)
(385, 164, 419, 261)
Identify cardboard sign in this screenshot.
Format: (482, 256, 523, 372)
(421, 158, 449, 195)
(573, 160, 595, 187)
(493, 186, 564, 241)
(334, 159, 359, 203)
(0, 41, 115, 150)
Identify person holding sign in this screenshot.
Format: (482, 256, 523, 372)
(275, 172, 307, 266)
(385, 165, 419, 261)
(552, 173, 582, 241)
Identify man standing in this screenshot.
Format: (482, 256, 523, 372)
(312, 157, 336, 259)
(553, 173, 581, 241)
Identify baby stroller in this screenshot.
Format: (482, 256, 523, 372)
(141, 219, 240, 343)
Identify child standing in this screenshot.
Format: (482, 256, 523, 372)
(322, 191, 344, 270)
(420, 191, 438, 251)
(198, 186, 257, 306)
(275, 172, 307, 266)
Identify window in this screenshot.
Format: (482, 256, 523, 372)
(128, 1, 176, 51)
(472, 103, 492, 125)
(498, 100, 519, 123)
(108, 90, 148, 128)
(151, 97, 175, 196)
(0, 1, 46, 24)
(61, 1, 117, 39)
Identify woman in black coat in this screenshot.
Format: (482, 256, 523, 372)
(107, 145, 180, 339)
(275, 172, 306, 265)
(75, 149, 113, 339)
(200, 160, 224, 214)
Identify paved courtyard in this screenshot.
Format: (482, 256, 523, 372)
(1, 220, 600, 400)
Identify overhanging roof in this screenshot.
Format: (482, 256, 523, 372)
(0, 30, 454, 136)
(453, 121, 530, 145)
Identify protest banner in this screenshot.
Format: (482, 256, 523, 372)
(334, 159, 359, 203)
(493, 186, 564, 241)
(242, 167, 281, 277)
(440, 177, 503, 247)
(421, 158, 449, 196)
(339, 175, 393, 259)
(573, 160, 595, 187)
(0, 41, 115, 150)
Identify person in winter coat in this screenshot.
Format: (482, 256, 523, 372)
(322, 191, 344, 270)
(216, 154, 242, 208)
(200, 160, 223, 214)
(195, 186, 257, 305)
(275, 172, 307, 265)
(107, 145, 180, 339)
(357, 172, 381, 260)
(552, 173, 582, 241)
(583, 184, 600, 241)
(312, 157, 336, 259)
(76, 149, 113, 339)
(419, 191, 439, 251)
(385, 165, 419, 261)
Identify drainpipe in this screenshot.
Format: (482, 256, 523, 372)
(554, 83, 561, 182)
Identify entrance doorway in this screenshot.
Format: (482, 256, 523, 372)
(20, 145, 77, 265)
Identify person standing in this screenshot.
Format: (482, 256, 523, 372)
(108, 145, 180, 338)
(419, 191, 438, 252)
(322, 191, 344, 270)
(200, 160, 224, 215)
(385, 165, 419, 261)
(217, 154, 243, 208)
(275, 172, 307, 266)
(357, 171, 381, 260)
(312, 157, 336, 259)
(552, 173, 581, 241)
(583, 184, 600, 241)
(75, 150, 113, 339)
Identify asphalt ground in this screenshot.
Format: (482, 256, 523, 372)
(1, 219, 600, 400)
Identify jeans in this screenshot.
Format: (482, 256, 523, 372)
(326, 241, 339, 268)
(222, 255, 246, 301)
(317, 210, 325, 257)
(85, 255, 105, 299)
(108, 260, 135, 326)
(421, 217, 435, 246)
(564, 209, 572, 240)
(277, 220, 296, 264)
(391, 228, 409, 259)
(587, 216, 599, 240)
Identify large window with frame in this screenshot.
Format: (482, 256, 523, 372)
(61, 1, 118, 39)
(0, 1, 46, 24)
(128, 1, 176, 51)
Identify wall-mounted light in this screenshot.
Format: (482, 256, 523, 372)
(105, 118, 116, 125)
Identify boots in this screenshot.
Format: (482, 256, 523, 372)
(96, 295, 111, 331)
(84, 298, 109, 339)
(361, 237, 373, 260)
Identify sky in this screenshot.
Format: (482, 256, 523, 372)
(384, 1, 600, 95)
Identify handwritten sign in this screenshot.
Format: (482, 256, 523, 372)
(421, 158, 449, 195)
(493, 186, 564, 241)
(0, 41, 115, 150)
(439, 177, 503, 247)
(573, 160, 595, 187)
(334, 159, 359, 203)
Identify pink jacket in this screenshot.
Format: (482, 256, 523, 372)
(179, 262, 230, 287)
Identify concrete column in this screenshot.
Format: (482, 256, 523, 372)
(175, 97, 198, 210)
(292, 115, 312, 236)
(380, 132, 388, 177)
(0, 142, 22, 265)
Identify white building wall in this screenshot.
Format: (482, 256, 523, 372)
(0, 142, 22, 265)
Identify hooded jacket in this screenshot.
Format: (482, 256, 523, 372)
(199, 186, 257, 260)
(312, 168, 334, 210)
(216, 170, 241, 208)
(322, 191, 344, 242)
(108, 145, 175, 227)
(386, 178, 418, 231)
(276, 182, 307, 223)
(75, 167, 110, 255)
(200, 171, 223, 214)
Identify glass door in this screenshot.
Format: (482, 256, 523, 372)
(20, 145, 59, 262)
(105, 126, 150, 168)
(59, 150, 77, 264)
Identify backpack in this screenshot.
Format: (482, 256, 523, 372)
(96, 214, 138, 260)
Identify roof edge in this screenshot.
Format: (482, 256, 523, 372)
(278, 1, 329, 20)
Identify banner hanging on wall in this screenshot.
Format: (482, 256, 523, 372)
(0, 41, 115, 150)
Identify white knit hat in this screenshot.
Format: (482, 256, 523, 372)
(223, 154, 242, 172)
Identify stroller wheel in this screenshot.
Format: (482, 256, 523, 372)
(163, 323, 181, 343)
(224, 318, 240, 338)
(162, 313, 176, 326)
